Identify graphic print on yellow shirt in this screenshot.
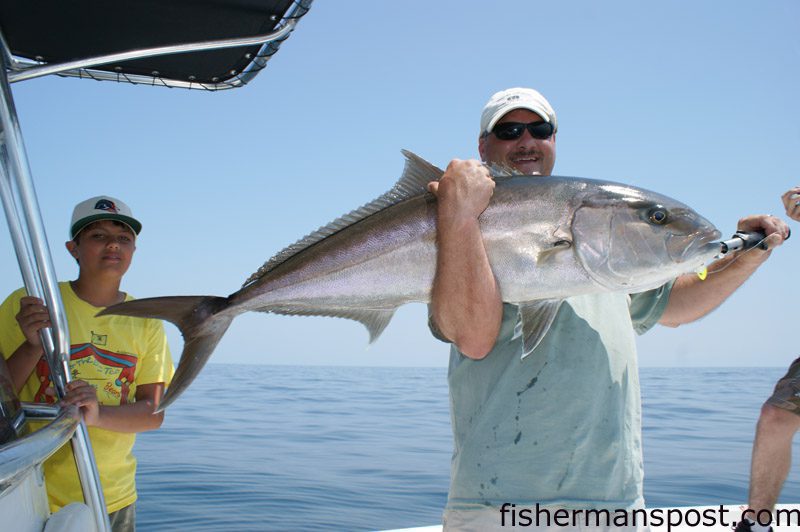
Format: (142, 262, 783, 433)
(31, 343, 140, 405)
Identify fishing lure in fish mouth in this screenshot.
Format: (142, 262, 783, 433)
(696, 267, 707, 280)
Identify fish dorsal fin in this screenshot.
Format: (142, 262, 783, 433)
(396, 149, 446, 196)
(518, 299, 564, 358)
(242, 151, 444, 287)
(256, 306, 396, 343)
(487, 161, 521, 178)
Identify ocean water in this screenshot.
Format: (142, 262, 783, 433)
(135, 365, 800, 531)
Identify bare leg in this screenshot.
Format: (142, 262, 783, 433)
(748, 403, 800, 516)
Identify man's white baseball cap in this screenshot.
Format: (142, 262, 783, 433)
(480, 87, 558, 136)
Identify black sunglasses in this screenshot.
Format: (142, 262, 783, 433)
(490, 121, 554, 141)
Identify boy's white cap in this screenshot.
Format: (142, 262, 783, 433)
(70, 196, 142, 239)
(480, 87, 558, 135)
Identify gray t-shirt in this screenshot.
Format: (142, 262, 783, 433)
(437, 284, 673, 512)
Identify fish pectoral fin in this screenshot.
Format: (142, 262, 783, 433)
(537, 239, 572, 263)
(537, 225, 574, 263)
(518, 299, 564, 359)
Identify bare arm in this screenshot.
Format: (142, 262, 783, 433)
(62, 380, 166, 433)
(660, 214, 790, 327)
(5, 297, 49, 393)
(428, 159, 503, 359)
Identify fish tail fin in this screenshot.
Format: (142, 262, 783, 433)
(98, 295, 232, 412)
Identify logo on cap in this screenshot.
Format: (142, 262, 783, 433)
(94, 199, 118, 214)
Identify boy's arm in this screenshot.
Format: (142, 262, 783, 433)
(62, 380, 166, 433)
(5, 296, 50, 393)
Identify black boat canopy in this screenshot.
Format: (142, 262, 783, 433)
(0, 0, 312, 90)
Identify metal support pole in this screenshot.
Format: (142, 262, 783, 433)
(0, 43, 110, 532)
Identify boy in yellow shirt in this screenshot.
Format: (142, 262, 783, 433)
(0, 196, 174, 532)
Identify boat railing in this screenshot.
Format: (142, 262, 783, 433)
(0, 42, 111, 530)
(0, 2, 313, 531)
(0, 404, 80, 490)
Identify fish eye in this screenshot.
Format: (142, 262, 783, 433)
(647, 207, 669, 225)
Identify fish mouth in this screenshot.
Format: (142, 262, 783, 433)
(670, 227, 723, 264)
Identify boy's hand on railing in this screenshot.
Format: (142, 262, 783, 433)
(15, 296, 50, 355)
(61, 380, 100, 427)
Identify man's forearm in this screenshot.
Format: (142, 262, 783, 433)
(430, 215, 502, 359)
(659, 251, 766, 327)
(660, 211, 791, 327)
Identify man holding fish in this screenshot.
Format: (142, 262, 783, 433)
(96, 83, 789, 529)
(427, 87, 790, 530)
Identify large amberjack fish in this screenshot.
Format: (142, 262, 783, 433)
(100, 151, 721, 410)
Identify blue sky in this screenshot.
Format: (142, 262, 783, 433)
(2, 0, 798, 367)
